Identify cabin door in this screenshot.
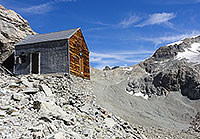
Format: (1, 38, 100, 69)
(31, 52, 40, 74)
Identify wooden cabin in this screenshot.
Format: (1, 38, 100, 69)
(14, 28, 90, 79)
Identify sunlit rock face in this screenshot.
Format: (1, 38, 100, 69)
(0, 4, 36, 63)
(126, 35, 200, 100)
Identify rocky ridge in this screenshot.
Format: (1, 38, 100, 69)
(0, 72, 145, 138)
(126, 36, 200, 100)
(0, 4, 36, 63)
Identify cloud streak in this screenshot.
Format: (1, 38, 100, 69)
(118, 14, 141, 28)
(135, 12, 176, 27)
(20, 0, 76, 14)
(141, 31, 200, 47)
(87, 12, 176, 32)
(21, 3, 52, 14)
(86, 14, 141, 32)
(90, 50, 154, 69)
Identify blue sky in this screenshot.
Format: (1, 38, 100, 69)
(1, 0, 200, 69)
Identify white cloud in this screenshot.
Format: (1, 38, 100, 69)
(21, 3, 52, 14)
(20, 0, 76, 14)
(136, 12, 176, 27)
(85, 26, 112, 32)
(86, 14, 141, 31)
(90, 50, 154, 69)
(119, 14, 141, 28)
(141, 31, 200, 47)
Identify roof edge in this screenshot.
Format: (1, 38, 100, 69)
(14, 38, 68, 47)
(68, 27, 81, 39)
(14, 27, 81, 46)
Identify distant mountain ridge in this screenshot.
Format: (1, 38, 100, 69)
(126, 35, 200, 100)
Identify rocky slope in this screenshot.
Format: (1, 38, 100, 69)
(0, 5, 36, 63)
(0, 73, 145, 138)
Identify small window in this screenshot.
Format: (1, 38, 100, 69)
(20, 52, 26, 63)
(16, 56, 21, 64)
(15, 52, 26, 64)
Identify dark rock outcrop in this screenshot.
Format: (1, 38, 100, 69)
(103, 66, 111, 71)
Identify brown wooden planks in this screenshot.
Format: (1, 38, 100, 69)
(69, 29, 90, 79)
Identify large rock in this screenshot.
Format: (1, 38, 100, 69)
(39, 84, 53, 97)
(0, 4, 36, 63)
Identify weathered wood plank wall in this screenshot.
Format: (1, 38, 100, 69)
(69, 29, 90, 79)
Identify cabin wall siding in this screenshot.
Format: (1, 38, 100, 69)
(69, 29, 90, 79)
(14, 40, 69, 75)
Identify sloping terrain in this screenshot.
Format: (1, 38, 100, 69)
(91, 36, 200, 138)
(0, 73, 146, 138)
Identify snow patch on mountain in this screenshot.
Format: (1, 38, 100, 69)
(125, 90, 148, 100)
(133, 92, 149, 100)
(176, 42, 200, 64)
(123, 67, 133, 71)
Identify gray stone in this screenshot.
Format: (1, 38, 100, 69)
(39, 84, 53, 97)
(12, 93, 24, 101)
(104, 118, 116, 128)
(20, 96, 29, 105)
(9, 83, 20, 88)
(54, 132, 65, 139)
(0, 111, 6, 118)
(33, 101, 41, 111)
(40, 100, 68, 118)
(82, 129, 91, 137)
(70, 131, 82, 139)
(6, 108, 17, 115)
(21, 78, 33, 88)
(80, 104, 90, 113)
(20, 88, 39, 95)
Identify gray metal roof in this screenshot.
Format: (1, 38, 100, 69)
(15, 27, 80, 46)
